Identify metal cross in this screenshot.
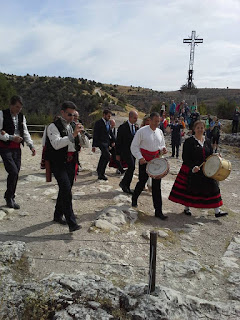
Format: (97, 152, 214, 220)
(183, 31, 203, 89)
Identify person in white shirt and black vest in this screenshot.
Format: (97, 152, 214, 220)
(0, 95, 36, 209)
(116, 110, 138, 194)
(92, 109, 115, 181)
(131, 112, 168, 220)
(45, 101, 82, 232)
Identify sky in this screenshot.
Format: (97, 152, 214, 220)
(0, 0, 240, 91)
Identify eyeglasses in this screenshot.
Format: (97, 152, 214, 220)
(65, 112, 75, 117)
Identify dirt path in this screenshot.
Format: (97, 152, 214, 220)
(0, 136, 239, 303)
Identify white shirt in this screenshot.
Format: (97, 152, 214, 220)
(0, 110, 34, 148)
(47, 118, 76, 152)
(193, 135, 205, 147)
(111, 127, 117, 139)
(131, 125, 166, 160)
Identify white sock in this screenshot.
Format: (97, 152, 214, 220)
(214, 207, 220, 214)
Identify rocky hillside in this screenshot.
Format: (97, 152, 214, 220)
(2, 74, 240, 126)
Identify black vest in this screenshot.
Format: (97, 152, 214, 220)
(70, 121, 81, 152)
(45, 118, 76, 165)
(2, 109, 24, 145)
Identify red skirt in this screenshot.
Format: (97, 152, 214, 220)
(168, 164, 223, 208)
(108, 156, 128, 169)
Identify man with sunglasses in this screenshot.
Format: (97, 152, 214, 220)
(45, 101, 82, 232)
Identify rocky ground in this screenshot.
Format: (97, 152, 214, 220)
(0, 132, 239, 319)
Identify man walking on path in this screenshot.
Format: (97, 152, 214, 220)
(92, 109, 115, 180)
(0, 95, 36, 209)
(45, 101, 82, 232)
(116, 110, 138, 194)
(131, 112, 168, 220)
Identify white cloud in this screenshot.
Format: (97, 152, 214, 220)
(0, 0, 240, 90)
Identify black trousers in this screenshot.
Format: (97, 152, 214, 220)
(51, 161, 77, 228)
(121, 155, 135, 188)
(97, 143, 110, 177)
(232, 120, 239, 133)
(133, 163, 162, 215)
(109, 147, 123, 172)
(171, 142, 180, 157)
(0, 148, 21, 200)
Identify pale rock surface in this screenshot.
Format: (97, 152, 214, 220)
(157, 230, 169, 238)
(43, 188, 58, 195)
(0, 230, 240, 319)
(113, 194, 131, 204)
(18, 211, 29, 217)
(72, 192, 86, 199)
(0, 210, 6, 220)
(1, 207, 14, 214)
(0, 241, 26, 263)
(24, 174, 46, 182)
(93, 205, 138, 232)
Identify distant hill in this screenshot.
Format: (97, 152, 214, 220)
(2, 73, 240, 126)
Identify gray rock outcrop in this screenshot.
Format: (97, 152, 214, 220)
(0, 241, 240, 319)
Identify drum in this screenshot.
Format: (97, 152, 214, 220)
(203, 154, 231, 181)
(146, 158, 169, 179)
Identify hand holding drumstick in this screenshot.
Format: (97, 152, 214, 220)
(192, 161, 205, 173)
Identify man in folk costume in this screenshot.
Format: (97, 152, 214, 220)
(131, 112, 168, 220)
(0, 95, 36, 209)
(116, 110, 138, 194)
(45, 101, 82, 232)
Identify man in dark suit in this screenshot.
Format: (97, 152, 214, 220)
(116, 110, 138, 194)
(92, 109, 115, 180)
(109, 119, 124, 175)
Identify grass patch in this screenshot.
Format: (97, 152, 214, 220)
(22, 291, 62, 320)
(7, 255, 31, 283)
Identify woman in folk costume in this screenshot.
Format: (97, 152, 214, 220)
(168, 120, 228, 218)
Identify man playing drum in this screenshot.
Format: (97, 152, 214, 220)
(131, 112, 168, 220)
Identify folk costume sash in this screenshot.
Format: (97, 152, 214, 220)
(140, 148, 160, 162)
(0, 141, 21, 149)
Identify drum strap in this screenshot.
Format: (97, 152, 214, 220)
(140, 148, 159, 162)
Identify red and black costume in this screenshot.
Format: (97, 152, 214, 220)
(169, 136, 223, 208)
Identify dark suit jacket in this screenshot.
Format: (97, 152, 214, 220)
(116, 121, 138, 160)
(92, 118, 115, 148)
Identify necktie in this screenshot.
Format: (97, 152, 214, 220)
(131, 124, 135, 136)
(106, 122, 110, 132)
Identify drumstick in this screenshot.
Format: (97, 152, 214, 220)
(199, 162, 205, 168)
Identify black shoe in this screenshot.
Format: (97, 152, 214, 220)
(155, 213, 168, 220)
(132, 198, 138, 208)
(184, 209, 192, 216)
(98, 175, 108, 181)
(69, 224, 82, 232)
(119, 182, 132, 194)
(6, 199, 20, 209)
(53, 217, 67, 225)
(215, 211, 228, 218)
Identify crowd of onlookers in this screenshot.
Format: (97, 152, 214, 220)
(143, 101, 240, 157)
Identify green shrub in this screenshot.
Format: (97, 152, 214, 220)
(217, 98, 236, 119)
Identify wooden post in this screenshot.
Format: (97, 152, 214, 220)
(149, 231, 157, 293)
